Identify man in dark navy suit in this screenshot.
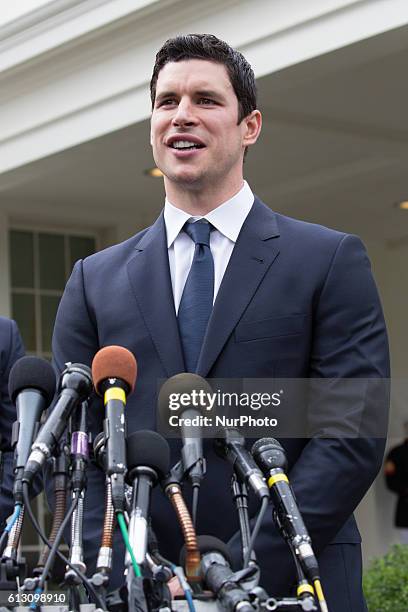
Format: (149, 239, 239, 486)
(52, 34, 389, 611)
(0, 317, 25, 529)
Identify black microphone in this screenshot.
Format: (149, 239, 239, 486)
(251, 438, 320, 583)
(92, 345, 137, 512)
(126, 430, 170, 565)
(158, 373, 210, 486)
(214, 429, 269, 500)
(8, 357, 56, 502)
(195, 535, 255, 612)
(22, 362, 92, 485)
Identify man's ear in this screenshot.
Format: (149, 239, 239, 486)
(242, 110, 262, 148)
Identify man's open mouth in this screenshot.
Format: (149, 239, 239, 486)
(169, 140, 205, 150)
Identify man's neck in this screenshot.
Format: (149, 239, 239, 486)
(164, 179, 245, 216)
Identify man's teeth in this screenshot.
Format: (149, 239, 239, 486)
(171, 140, 201, 149)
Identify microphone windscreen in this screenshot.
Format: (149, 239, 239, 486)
(251, 437, 287, 471)
(92, 345, 137, 395)
(158, 373, 213, 421)
(179, 535, 233, 568)
(251, 437, 282, 455)
(8, 356, 56, 405)
(126, 430, 170, 479)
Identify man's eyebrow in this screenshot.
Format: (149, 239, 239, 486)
(195, 89, 226, 100)
(155, 89, 225, 102)
(155, 91, 177, 102)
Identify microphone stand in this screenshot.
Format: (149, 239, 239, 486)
(170, 453, 205, 528)
(91, 477, 114, 589)
(230, 475, 262, 594)
(34, 439, 69, 577)
(163, 471, 201, 585)
(231, 475, 252, 564)
(90, 433, 114, 604)
(65, 402, 89, 594)
(22, 439, 69, 597)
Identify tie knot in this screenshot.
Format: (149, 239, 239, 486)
(184, 220, 212, 247)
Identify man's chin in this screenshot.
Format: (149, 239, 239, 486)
(165, 171, 205, 190)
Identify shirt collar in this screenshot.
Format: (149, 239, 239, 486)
(164, 181, 254, 248)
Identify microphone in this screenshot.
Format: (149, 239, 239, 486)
(126, 430, 170, 565)
(9, 357, 56, 503)
(214, 429, 269, 500)
(158, 373, 210, 486)
(92, 345, 137, 512)
(23, 363, 92, 486)
(194, 535, 255, 612)
(251, 438, 320, 583)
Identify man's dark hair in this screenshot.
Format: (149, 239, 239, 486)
(150, 34, 257, 124)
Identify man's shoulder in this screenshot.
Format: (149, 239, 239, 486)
(79, 223, 156, 270)
(254, 196, 353, 253)
(0, 317, 17, 349)
(0, 316, 13, 333)
(0, 317, 24, 374)
(255, 197, 346, 243)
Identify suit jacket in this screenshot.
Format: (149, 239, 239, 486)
(52, 198, 389, 611)
(0, 317, 25, 527)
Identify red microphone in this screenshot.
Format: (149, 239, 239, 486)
(92, 345, 137, 512)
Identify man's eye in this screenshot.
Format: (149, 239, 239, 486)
(198, 98, 215, 105)
(159, 99, 177, 106)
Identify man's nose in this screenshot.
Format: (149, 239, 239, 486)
(172, 99, 197, 126)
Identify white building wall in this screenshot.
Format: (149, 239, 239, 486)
(0, 211, 10, 316)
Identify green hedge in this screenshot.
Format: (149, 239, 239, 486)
(363, 545, 408, 611)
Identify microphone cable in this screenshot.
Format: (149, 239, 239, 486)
(0, 503, 22, 555)
(192, 484, 199, 528)
(22, 482, 105, 610)
(117, 512, 142, 578)
(243, 495, 269, 568)
(2, 505, 25, 559)
(231, 476, 252, 563)
(35, 493, 80, 597)
(148, 526, 175, 570)
(171, 564, 196, 612)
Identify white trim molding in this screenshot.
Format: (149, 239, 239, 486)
(1, 0, 408, 174)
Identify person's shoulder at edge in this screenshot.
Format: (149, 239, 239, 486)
(0, 315, 16, 330)
(0, 316, 24, 371)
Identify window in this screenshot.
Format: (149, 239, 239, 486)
(10, 229, 97, 358)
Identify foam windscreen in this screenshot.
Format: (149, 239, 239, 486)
(179, 534, 233, 568)
(8, 356, 56, 405)
(126, 430, 170, 479)
(92, 345, 137, 395)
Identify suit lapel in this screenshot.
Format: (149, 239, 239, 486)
(196, 198, 280, 376)
(126, 213, 185, 377)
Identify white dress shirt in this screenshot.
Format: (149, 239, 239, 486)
(164, 181, 254, 313)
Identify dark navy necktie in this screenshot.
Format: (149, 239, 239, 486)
(178, 220, 214, 373)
